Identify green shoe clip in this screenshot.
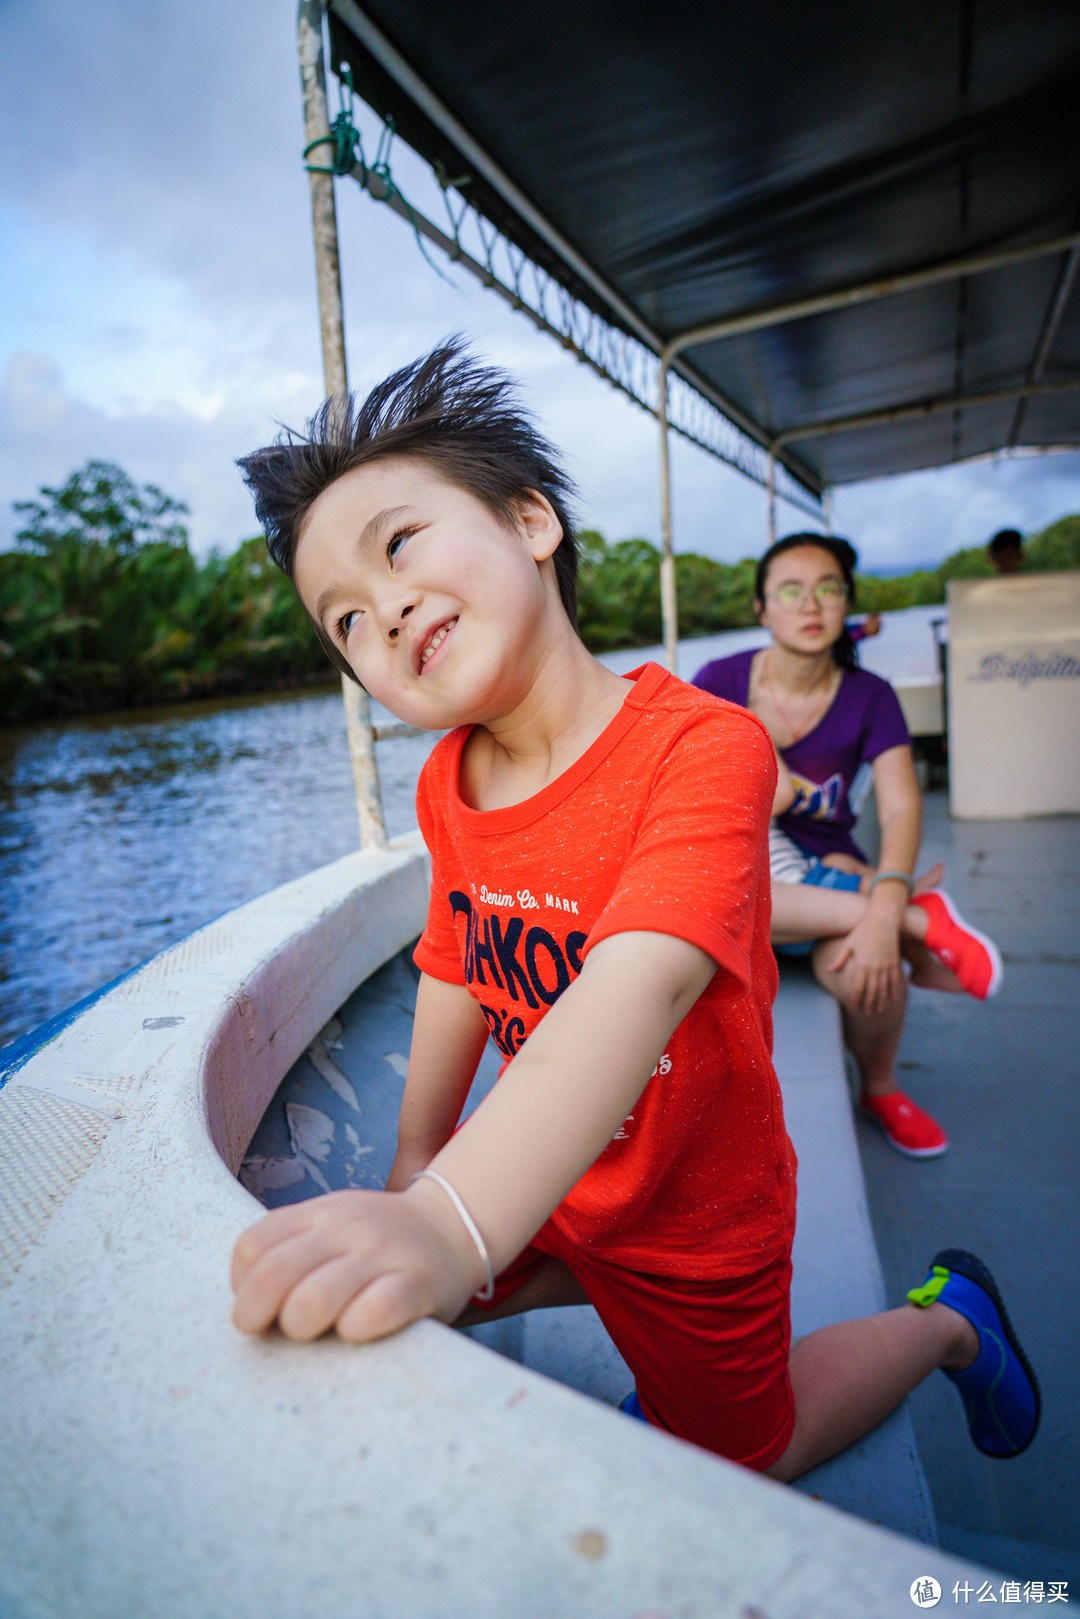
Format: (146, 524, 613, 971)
(907, 1265, 950, 1308)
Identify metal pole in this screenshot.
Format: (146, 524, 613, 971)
(766, 453, 776, 547)
(663, 228, 1080, 360)
(1008, 244, 1080, 448)
(297, 0, 387, 850)
(771, 375, 1080, 450)
(657, 355, 678, 674)
(822, 487, 832, 537)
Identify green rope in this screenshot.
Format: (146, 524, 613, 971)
(303, 63, 362, 176)
(303, 67, 456, 289)
(365, 120, 456, 286)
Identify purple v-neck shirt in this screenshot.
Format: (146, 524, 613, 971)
(692, 648, 910, 861)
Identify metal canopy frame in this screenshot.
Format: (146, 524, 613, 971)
(327, 0, 823, 512)
(296, 2, 1080, 815)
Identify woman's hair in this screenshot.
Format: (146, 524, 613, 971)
(236, 340, 580, 682)
(754, 531, 860, 670)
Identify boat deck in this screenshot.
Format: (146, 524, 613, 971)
(241, 789, 1079, 1581)
(854, 788, 1080, 1585)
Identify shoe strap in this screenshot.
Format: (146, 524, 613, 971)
(907, 1265, 950, 1308)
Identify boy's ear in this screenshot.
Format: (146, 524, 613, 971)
(515, 490, 563, 563)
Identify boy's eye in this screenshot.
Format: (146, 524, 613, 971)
(338, 609, 360, 639)
(387, 527, 414, 563)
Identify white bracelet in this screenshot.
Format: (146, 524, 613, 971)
(409, 1169, 495, 1301)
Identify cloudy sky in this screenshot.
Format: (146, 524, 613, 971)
(2, 0, 1079, 572)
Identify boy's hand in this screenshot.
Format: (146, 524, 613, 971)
(230, 1179, 486, 1343)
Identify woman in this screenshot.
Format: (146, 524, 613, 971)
(693, 533, 1001, 1159)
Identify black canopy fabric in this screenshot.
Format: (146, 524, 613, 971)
(327, 0, 1080, 492)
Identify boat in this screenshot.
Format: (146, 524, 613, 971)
(2, 2, 1078, 1612)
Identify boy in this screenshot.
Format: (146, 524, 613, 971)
(231, 343, 1037, 1476)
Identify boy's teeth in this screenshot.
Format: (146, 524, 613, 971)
(421, 619, 455, 665)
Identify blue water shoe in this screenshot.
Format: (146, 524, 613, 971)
(907, 1249, 1039, 1458)
(620, 1389, 649, 1424)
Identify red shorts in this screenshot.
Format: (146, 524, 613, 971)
(479, 1227, 795, 1472)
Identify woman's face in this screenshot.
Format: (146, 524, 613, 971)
(757, 545, 849, 655)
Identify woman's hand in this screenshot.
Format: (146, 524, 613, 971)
(827, 906, 905, 1013)
(230, 1178, 486, 1344)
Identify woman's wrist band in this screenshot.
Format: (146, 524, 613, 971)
(870, 869, 914, 894)
(409, 1169, 495, 1301)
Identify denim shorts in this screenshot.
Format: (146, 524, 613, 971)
(774, 861, 863, 957)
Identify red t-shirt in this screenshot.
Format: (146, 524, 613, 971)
(413, 662, 797, 1280)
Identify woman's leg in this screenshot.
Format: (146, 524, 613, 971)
(811, 935, 948, 1156)
(818, 853, 945, 895)
(812, 934, 908, 1096)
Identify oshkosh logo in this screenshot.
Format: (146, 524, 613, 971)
(544, 892, 579, 914)
(448, 889, 588, 1056)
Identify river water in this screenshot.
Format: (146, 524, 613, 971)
(0, 607, 943, 1051)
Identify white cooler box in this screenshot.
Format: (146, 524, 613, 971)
(948, 571, 1080, 819)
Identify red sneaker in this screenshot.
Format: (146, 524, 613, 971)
(911, 890, 1003, 1000)
(859, 1090, 949, 1158)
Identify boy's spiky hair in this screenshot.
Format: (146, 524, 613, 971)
(236, 340, 580, 681)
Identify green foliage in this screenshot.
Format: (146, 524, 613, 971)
(576, 532, 758, 651)
(850, 512, 1080, 615)
(4, 461, 1080, 723)
(1, 462, 330, 721)
(1026, 513, 1080, 570)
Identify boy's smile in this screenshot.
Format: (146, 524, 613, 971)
(293, 457, 565, 731)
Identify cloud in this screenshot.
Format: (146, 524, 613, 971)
(832, 450, 1080, 569)
(0, 352, 275, 553)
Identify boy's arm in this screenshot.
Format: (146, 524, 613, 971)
(231, 930, 715, 1344)
(384, 974, 491, 1192)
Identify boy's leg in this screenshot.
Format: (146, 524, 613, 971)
(768, 1251, 1040, 1480)
(766, 1301, 976, 1481)
(562, 1246, 798, 1472)
(455, 1249, 588, 1328)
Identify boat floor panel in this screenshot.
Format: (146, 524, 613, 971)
(856, 790, 1080, 1584)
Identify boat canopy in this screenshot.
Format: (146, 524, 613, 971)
(326, 0, 1080, 499)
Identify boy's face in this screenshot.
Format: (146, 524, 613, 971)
(293, 457, 563, 729)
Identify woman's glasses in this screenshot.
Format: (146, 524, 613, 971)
(767, 580, 849, 611)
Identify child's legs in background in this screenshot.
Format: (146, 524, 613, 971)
(771, 881, 868, 945)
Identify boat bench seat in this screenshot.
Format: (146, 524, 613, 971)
(772, 959, 937, 1541)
